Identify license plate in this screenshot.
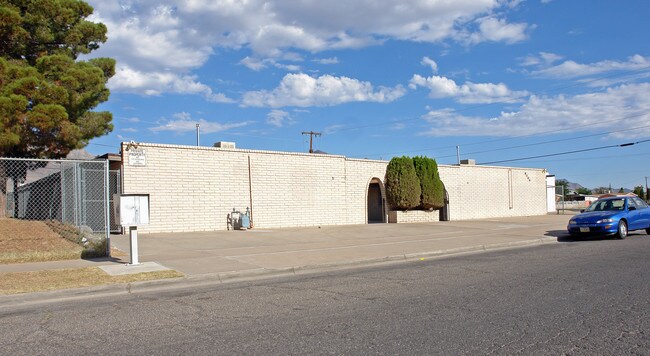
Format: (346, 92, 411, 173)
(580, 227, 590, 233)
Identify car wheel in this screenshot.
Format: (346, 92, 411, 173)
(616, 221, 628, 239)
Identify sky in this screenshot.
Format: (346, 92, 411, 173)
(82, 0, 650, 190)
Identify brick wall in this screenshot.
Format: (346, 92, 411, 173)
(439, 165, 548, 220)
(121, 143, 549, 233)
(388, 210, 440, 223)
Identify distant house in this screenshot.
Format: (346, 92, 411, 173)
(566, 192, 599, 203)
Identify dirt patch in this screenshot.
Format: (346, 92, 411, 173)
(0, 218, 82, 263)
(0, 267, 184, 295)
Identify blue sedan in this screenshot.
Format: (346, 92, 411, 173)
(567, 196, 650, 239)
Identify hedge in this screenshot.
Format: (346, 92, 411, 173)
(385, 156, 421, 210)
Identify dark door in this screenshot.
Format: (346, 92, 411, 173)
(367, 183, 383, 223)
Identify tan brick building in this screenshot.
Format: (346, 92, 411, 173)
(119, 142, 551, 233)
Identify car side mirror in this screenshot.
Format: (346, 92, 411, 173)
(629, 206, 636, 211)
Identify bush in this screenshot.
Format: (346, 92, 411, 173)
(431, 164, 445, 209)
(413, 156, 445, 209)
(385, 156, 421, 210)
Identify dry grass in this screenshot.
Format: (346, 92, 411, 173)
(0, 267, 184, 295)
(0, 218, 84, 264)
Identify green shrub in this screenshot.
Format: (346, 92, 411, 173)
(431, 163, 445, 209)
(385, 156, 421, 210)
(413, 156, 445, 210)
(413, 156, 434, 209)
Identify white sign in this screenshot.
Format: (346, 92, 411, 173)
(128, 149, 146, 166)
(118, 194, 150, 226)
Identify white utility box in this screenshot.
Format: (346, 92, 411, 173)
(117, 194, 150, 226)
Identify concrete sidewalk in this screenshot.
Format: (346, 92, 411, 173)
(0, 214, 572, 295)
(109, 214, 569, 277)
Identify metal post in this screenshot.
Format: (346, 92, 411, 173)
(456, 145, 460, 165)
(196, 123, 200, 146)
(104, 159, 111, 256)
(645, 176, 648, 202)
(129, 226, 140, 265)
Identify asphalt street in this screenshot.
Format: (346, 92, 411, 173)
(1, 234, 649, 355)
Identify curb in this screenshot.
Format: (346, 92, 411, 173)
(0, 236, 559, 309)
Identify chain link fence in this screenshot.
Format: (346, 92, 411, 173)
(0, 157, 111, 256)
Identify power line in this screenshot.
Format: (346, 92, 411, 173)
(357, 110, 650, 159)
(479, 139, 650, 165)
(437, 120, 650, 159)
(514, 151, 650, 164)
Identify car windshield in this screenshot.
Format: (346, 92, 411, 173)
(585, 198, 625, 212)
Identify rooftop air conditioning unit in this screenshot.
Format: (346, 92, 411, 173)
(214, 141, 236, 149)
(460, 159, 476, 165)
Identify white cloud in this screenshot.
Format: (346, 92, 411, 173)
(266, 110, 295, 127)
(520, 52, 562, 67)
(314, 57, 339, 65)
(409, 74, 529, 103)
(151, 113, 251, 133)
(421, 57, 439, 73)
(391, 123, 406, 130)
(242, 73, 406, 108)
(87, 0, 530, 84)
(323, 125, 345, 134)
(239, 56, 301, 72)
(420, 83, 650, 137)
(109, 65, 234, 103)
(533, 54, 650, 78)
(462, 16, 530, 45)
(239, 57, 268, 71)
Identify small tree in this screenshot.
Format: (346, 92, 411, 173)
(385, 156, 421, 210)
(633, 185, 645, 200)
(576, 187, 592, 195)
(556, 179, 570, 198)
(0, 0, 114, 217)
(618, 187, 625, 194)
(413, 156, 444, 209)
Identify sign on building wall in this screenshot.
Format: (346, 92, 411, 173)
(127, 149, 146, 166)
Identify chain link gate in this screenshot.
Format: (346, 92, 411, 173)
(0, 157, 111, 255)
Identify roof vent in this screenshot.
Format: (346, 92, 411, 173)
(460, 159, 476, 165)
(214, 141, 236, 149)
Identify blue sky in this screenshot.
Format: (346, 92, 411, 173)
(83, 0, 650, 190)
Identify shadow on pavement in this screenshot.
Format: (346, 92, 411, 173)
(547, 231, 650, 242)
(81, 256, 124, 263)
(544, 230, 612, 242)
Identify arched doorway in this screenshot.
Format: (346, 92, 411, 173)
(367, 178, 385, 223)
(439, 183, 450, 221)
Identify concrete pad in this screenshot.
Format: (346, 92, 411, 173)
(99, 262, 171, 276)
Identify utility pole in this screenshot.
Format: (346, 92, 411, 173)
(645, 176, 648, 201)
(302, 131, 321, 153)
(196, 123, 200, 146)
